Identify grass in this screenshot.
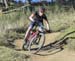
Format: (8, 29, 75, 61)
(0, 11, 29, 33)
(0, 6, 75, 32)
(46, 11, 75, 31)
(0, 9, 75, 43)
(0, 46, 30, 61)
(0, 11, 30, 47)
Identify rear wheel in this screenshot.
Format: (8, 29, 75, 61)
(28, 33, 45, 54)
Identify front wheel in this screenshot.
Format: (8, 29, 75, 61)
(28, 33, 45, 54)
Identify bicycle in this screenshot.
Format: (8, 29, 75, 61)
(22, 26, 49, 54)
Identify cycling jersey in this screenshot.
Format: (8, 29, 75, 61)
(33, 11, 48, 23)
(29, 11, 47, 32)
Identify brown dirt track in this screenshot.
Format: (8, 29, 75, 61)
(14, 32, 75, 61)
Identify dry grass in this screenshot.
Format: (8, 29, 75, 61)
(0, 11, 29, 33)
(0, 46, 30, 61)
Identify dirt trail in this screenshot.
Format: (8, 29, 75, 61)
(14, 32, 75, 61)
(14, 32, 61, 50)
(31, 49, 75, 61)
(30, 32, 75, 61)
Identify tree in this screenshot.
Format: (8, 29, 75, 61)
(4, 0, 8, 8)
(70, 0, 75, 9)
(26, 0, 34, 12)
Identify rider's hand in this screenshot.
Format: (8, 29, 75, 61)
(44, 27, 51, 33)
(46, 30, 51, 33)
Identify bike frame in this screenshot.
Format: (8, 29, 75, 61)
(26, 30, 39, 42)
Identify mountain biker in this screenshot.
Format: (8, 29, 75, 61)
(24, 7, 50, 42)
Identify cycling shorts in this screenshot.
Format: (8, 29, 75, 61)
(29, 21, 44, 32)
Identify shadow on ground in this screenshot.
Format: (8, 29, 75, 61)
(5, 30, 75, 56)
(35, 31, 75, 56)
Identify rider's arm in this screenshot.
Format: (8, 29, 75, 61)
(43, 15, 50, 30)
(29, 13, 35, 22)
(44, 19, 50, 30)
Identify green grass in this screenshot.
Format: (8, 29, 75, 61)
(0, 46, 30, 61)
(46, 11, 75, 31)
(0, 11, 29, 33)
(0, 6, 75, 32)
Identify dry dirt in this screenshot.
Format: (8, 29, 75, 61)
(14, 32, 75, 61)
(31, 49, 75, 61)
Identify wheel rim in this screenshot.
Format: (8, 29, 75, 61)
(28, 34, 45, 54)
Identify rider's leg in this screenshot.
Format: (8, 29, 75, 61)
(38, 22, 44, 33)
(24, 22, 35, 41)
(38, 22, 45, 44)
(24, 26, 31, 40)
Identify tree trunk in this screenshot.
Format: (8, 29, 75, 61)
(4, 0, 8, 8)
